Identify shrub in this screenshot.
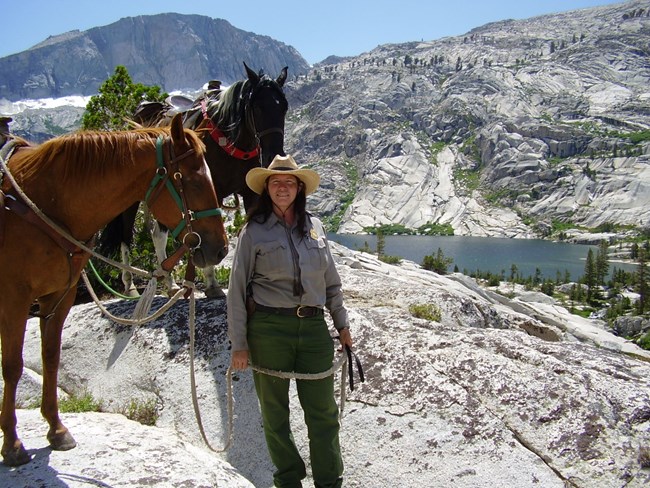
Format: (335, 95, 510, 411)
(380, 255, 402, 265)
(119, 398, 159, 426)
(59, 392, 103, 413)
(637, 332, 650, 351)
(409, 303, 442, 322)
(422, 247, 454, 275)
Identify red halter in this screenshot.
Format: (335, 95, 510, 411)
(201, 100, 259, 160)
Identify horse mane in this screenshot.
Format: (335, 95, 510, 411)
(210, 74, 288, 141)
(15, 127, 205, 182)
(211, 79, 248, 137)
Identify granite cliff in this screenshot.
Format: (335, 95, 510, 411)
(284, 0, 650, 239)
(0, 13, 309, 100)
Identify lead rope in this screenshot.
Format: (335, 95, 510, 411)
(192, 349, 351, 453)
(80, 270, 187, 325)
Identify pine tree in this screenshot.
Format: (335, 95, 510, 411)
(376, 229, 385, 258)
(583, 248, 598, 303)
(636, 248, 649, 314)
(82, 65, 167, 131)
(595, 240, 610, 286)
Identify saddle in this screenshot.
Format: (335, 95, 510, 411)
(133, 80, 223, 130)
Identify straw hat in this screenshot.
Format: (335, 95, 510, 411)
(246, 154, 320, 195)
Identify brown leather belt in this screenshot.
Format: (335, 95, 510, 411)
(254, 303, 324, 318)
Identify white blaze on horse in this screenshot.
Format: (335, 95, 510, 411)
(0, 114, 228, 466)
(99, 62, 288, 298)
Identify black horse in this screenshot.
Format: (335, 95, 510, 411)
(99, 62, 288, 297)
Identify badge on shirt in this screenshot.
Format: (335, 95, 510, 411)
(310, 228, 319, 240)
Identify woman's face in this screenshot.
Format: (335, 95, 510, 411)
(267, 174, 301, 211)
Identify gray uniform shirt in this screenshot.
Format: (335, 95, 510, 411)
(227, 213, 348, 351)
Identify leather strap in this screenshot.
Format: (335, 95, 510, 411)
(201, 100, 259, 160)
(254, 303, 323, 318)
(5, 194, 86, 257)
(345, 345, 365, 391)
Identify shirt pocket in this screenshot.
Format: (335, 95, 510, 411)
(305, 237, 328, 271)
(255, 241, 289, 276)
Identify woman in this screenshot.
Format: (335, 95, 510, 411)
(227, 154, 353, 488)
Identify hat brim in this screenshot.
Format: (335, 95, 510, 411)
(246, 167, 320, 195)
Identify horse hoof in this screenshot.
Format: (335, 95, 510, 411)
(125, 287, 140, 298)
(48, 429, 77, 451)
(205, 286, 226, 298)
(166, 284, 181, 297)
(2, 443, 32, 466)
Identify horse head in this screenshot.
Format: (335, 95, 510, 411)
(242, 62, 288, 167)
(147, 114, 228, 268)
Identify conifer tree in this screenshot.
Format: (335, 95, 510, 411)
(583, 248, 598, 303)
(595, 240, 610, 285)
(636, 248, 649, 314)
(82, 65, 167, 131)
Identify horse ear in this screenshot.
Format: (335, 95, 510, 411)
(277, 67, 288, 87)
(243, 62, 260, 85)
(170, 113, 187, 146)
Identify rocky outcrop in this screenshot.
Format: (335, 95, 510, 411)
(0, 13, 310, 100)
(5, 242, 649, 487)
(0, 410, 254, 487)
(285, 0, 650, 237)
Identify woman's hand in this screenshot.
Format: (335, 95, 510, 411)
(231, 350, 249, 370)
(338, 327, 353, 350)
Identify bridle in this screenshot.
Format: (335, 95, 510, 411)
(145, 135, 224, 272)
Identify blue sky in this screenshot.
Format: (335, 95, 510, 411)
(2, 0, 624, 65)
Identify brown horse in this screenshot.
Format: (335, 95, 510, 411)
(0, 114, 228, 466)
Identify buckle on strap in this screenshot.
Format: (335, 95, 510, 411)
(296, 305, 310, 318)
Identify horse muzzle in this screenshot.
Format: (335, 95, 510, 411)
(193, 243, 228, 268)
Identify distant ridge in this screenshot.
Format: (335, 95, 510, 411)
(0, 13, 310, 101)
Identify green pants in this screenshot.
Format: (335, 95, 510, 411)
(248, 311, 343, 488)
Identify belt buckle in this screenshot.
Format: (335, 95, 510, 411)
(296, 306, 309, 318)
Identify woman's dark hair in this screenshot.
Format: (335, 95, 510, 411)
(246, 177, 309, 236)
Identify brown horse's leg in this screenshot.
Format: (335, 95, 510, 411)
(38, 288, 78, 452)
(0, 297, 32, 466)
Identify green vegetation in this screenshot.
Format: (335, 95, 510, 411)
(609, 129, 650, 145)
(118, 398, 159, 426)
(409, 303, 442, 322)
(421, 247, 454, 275)
(363, 224, 411, 235)
(51, 390, 159, 426)
(84, 67, 169, 295)
(59, 392, 103, 413)
(82, 65, 167, 131)
(428, 141, 447, 164)
(466, 238, 650, 350)
(418, 223, 455, 236)
(362, 222, 454, 236)
(453, 168, 481, 192)
(323, 160, 359, 232)
(227, 209, 246, 236)
(214, 266, 232, 288)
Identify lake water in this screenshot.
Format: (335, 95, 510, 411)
(329, 234, 637, 281)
